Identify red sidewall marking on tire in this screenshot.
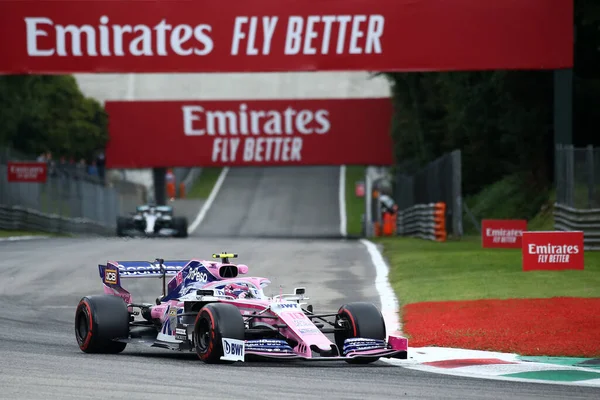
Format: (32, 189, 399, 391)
(196, 308, 216, 361)
(78, 300, 93, 350)
(343, 309, 358, 337)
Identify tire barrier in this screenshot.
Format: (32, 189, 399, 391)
(396, 202, 447, 242)
(554, 203, 600, 251)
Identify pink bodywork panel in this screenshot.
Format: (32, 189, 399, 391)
(387, 334, 409, 351)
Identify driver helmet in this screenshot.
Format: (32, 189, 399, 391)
(224, 283, 253, 299)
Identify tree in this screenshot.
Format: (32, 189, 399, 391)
(0, 75, 108, 160)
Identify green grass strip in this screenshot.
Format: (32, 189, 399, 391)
(186, 168, 223, 199)
(375, 236, 600, 305)
(345, 166, 366, 236)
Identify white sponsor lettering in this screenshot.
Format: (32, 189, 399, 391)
(486, 228, 523, 237)
(283, 15, 384, 55)
(105, 271, 117, 283)
(221, 338, 245, 362)
(231, 16, 278, 55)
(182, 103, 330, 136)
(537, 254, 571, 263)
(25, 16, 214, 57)
(25, 14, 384, 59)
(293, 319, 313, 327)
(187, 268, 208, 282)
(116, 264, 181, 276)
(528, 244, 580, 256)
(9, 165, 45, 179)
(208, 137, 304, 163)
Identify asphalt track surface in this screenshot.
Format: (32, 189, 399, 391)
(193, 167, 342, 238)
(1, 167, 599, 399)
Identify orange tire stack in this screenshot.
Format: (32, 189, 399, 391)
(382, 212, 397, 236)
(433, 202, 447, 242)
(166, 181, 176, 200)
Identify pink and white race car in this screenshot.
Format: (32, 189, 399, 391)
(75, 253, 408, 364)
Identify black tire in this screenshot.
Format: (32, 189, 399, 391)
(116, 216, 129, 237)
(75, 295, 130, 354)
(193, 303, 245, 364)
(173, 217, 188, 238)
(334, 302, 386, 364)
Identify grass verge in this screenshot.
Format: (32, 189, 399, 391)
(376, 236, 600, 305)
(0, 230, 50, 238)
(345, 166, 366, 236)
(376, 236, 600, 356)
(186, 168, 222, 199)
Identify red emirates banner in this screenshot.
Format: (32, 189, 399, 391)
(522, 231, 585, 271)
(0, 0, 573, 73)
(481, 219, 527, 249)
(104, 98, 394, 168)
(6, 162, 48, 183)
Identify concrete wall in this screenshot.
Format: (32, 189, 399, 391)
(74, 72, 393, 190)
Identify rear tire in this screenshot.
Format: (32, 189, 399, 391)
(75, 295, 130, 354)
(334, 302, 386, 364)
(193, 303, 245, 364)
(173, 217, 188, 238)
(116, 217, 129, 237)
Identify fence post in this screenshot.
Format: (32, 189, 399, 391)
(365, 167, 373, 237)
(587, 145, 595, 209)
(555, 144, 563, 204)
(566, 145, 575, 208)
(451, 150, 463, 237)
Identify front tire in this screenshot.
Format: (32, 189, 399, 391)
(75, 295, 130, 354)
(193, 303, 245, 364)
(334, 302, 386, 364)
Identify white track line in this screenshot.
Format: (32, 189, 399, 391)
(187, 167, 230, 234)
(0, 235, 50, 242)
(339, 165, 347, 237)
(360, 239, 400, 334)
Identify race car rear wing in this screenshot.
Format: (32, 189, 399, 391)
(99, 259, 190, 297)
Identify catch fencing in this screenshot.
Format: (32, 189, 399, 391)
(396, 202, 447, 242)
(554, 145, 600, 250)
(394, 150, 463, 238)
(0, 147, 147, 235)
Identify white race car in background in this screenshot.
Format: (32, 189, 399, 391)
(116, 204, 188, 238)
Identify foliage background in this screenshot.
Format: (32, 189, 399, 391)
(0, 75, 107, 161)
(383, 0, 599, 219)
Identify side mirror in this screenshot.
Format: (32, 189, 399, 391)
(294, 287, 306, 295)
(237, 264, 249, 274)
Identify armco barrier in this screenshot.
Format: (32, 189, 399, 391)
(0, 204, 112, 236)
(554, 203, 600, 250)
(396, 202, 447, 242)
(1, 158, 146, 237)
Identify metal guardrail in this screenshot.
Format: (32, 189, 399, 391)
(554, 203, 600, 250)
(394, 150, 463, 237)
(555, 145, 600, 209)
(396, 202, 447, 242)
(0, 204, 112, 236)
(1, 148, 147, 236)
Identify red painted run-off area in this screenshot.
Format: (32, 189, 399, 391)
(404, 298, 600, 357)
